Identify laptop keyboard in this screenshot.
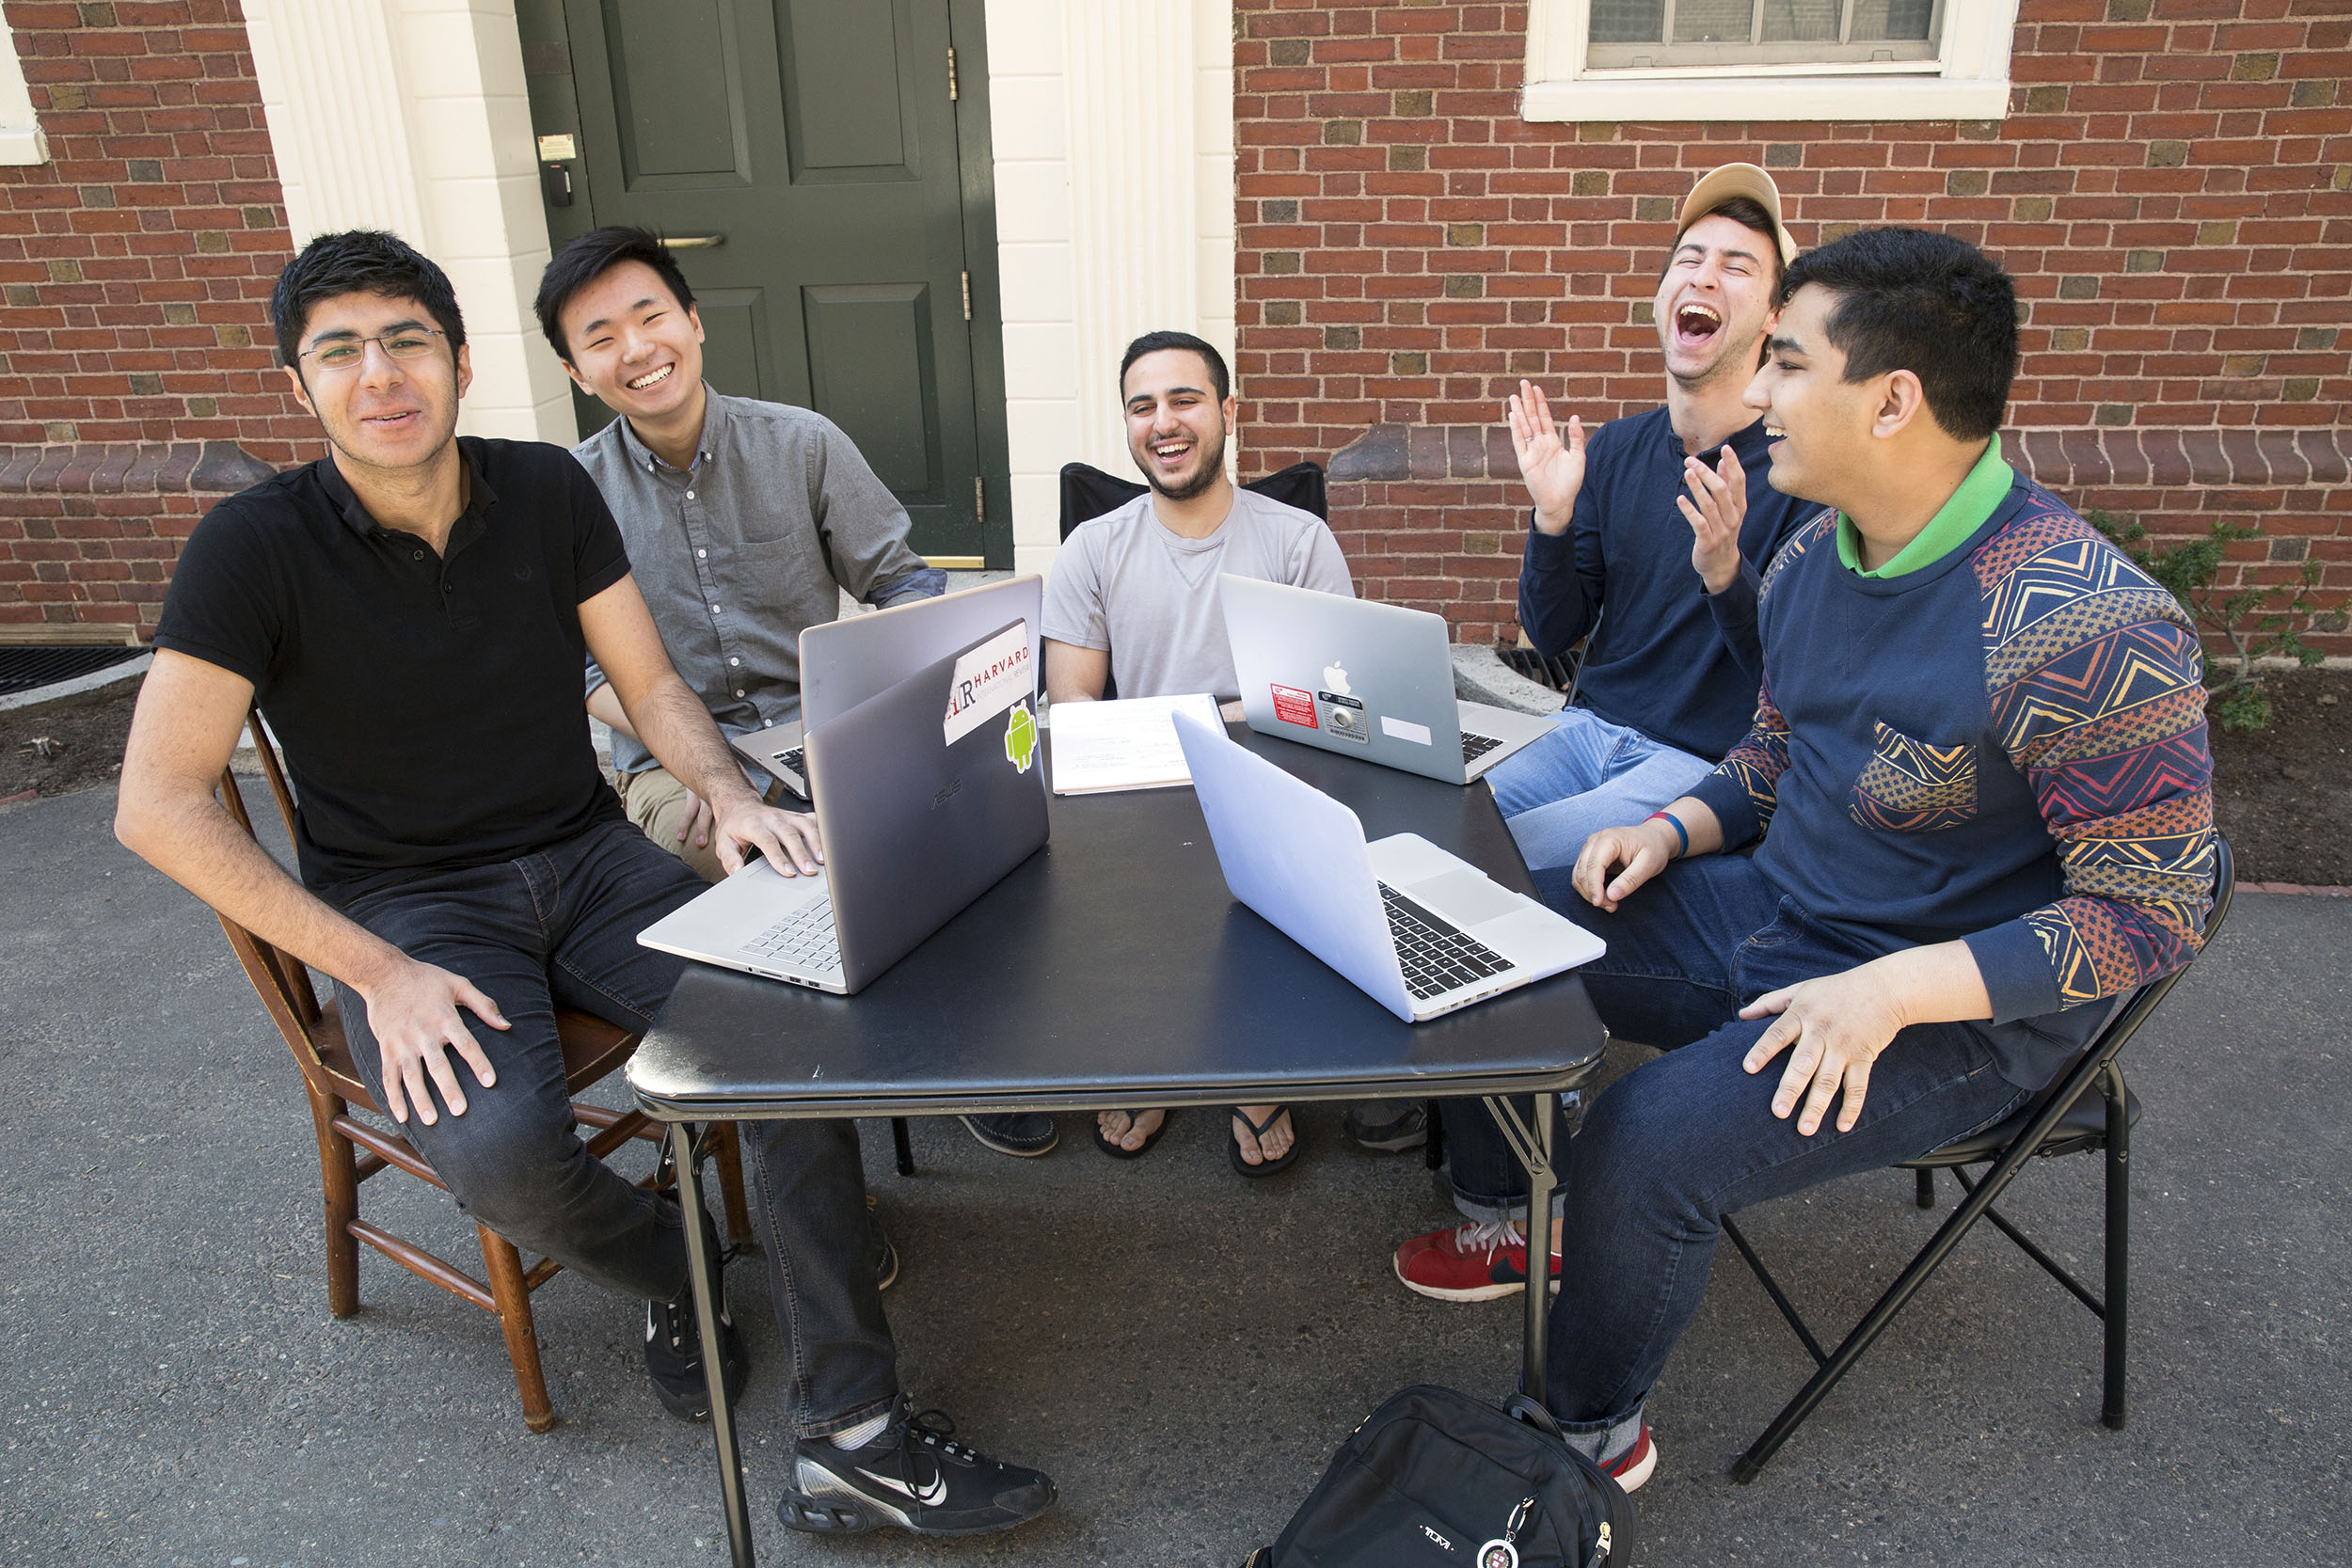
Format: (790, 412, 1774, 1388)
(739, 899, 840, 974)
(1460, 732, 1502, 765)
(1380, 884, 1515, 1001)
(769, 744, 805, 778)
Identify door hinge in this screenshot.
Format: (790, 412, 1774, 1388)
(961, 270, 971, 321)
(974, 476, 985, 523)
(946, 44, 958, 102)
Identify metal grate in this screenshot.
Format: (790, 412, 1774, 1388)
(1499, 647, 1578, 693)
(0, 644, 148, 698)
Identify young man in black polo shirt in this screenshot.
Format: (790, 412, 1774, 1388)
(117, 232, 1054, 1540)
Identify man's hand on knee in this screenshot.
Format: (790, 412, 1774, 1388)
(1571, 817, 1679, 911)
(358, 958, 508, 1125)
(1738, 966, 1903, 1136)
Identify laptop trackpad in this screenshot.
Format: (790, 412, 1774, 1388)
(1404, 867, 1525, 927)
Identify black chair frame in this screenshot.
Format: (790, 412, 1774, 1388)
(1722, 835, 2234, 1482)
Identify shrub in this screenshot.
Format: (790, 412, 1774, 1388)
(2091, 514, 2324, 732)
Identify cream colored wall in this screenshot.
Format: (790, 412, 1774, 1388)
(986, 0, 1235, 577)
(243, 0, 576, 444)
(0, 22, 49, 165)
(241, 0, 1242, 531)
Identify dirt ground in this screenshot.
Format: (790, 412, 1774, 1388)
(6, 665, 2348, 883)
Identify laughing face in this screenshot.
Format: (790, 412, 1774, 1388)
(1742, 281, 1875, 510)
(554, 259, 706, 426)
(1654, 212, 1779, 394)
(1122, 347, 1233, 502)
(283, 291, 470, 478)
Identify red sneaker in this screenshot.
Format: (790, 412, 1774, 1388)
(1391, 1219, 1562, 1302)
(1599, 1423, 1658, 1493)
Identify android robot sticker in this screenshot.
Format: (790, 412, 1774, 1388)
(1004, 700, 1039, 774)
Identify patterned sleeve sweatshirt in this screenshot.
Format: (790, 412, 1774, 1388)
(1686, 438, 2217, 1090)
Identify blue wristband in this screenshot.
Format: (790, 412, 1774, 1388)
(1645, 810, 1688, 860)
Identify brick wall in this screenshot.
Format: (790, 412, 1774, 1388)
(1232, 0, 2352, 652)
(0, 0, 304, 637)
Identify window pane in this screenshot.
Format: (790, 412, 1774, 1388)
(1672, 0, 1755, 43)
(1758, 0, 1839, 42)
(1852, 0, 1934, 40)
(1589, 0, 1666, 43)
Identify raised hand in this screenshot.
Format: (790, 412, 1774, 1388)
(1677, 442, 1748, 594)
(1505, 380, 1588, 535)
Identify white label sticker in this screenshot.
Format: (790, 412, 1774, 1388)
(944, 621, 1032, 745)
(1380, 714, 1433, 746)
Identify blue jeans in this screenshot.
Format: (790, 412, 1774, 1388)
(1483, 707, 1717, 873)
(1437, 855, 2032, 1441)
(337, 818, 898, 1437)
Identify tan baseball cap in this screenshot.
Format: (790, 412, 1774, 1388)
(1677, 162, 1798, 267)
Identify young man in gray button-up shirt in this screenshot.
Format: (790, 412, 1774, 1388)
(536, 229, 1057, 1163)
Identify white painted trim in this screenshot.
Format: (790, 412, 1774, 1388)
(0, 21, 49, 165)
(1521, 0, 2020, 122)
(243, 0, 573, 444)
(988, 0, 1235, 578)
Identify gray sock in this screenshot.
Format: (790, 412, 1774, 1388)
(829, 1408, 893, 1450)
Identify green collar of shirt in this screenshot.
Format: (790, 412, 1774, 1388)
(1836, 435, 2011, 578)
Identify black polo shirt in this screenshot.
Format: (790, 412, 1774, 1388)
(156, 436, 631, 900)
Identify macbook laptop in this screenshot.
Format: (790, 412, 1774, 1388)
(645, 622, 1049, 994)
(1221, 575, 1557, 786)
(729, 574, 1045, 798)
(1171, 710, 1603, 1023)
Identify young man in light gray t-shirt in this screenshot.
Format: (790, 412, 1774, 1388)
(1043, 329, 1354, 1175)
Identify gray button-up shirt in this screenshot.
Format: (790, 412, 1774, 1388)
(575, 388, 942, 775)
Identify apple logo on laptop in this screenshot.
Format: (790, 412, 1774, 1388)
(1322, 661, 1351, 697)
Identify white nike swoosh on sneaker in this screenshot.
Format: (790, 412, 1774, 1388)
(856, 1467, 947, 1506)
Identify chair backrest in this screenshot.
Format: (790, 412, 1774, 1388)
(1056, 459, 1331, 542)
(212, 708, 338, 1093)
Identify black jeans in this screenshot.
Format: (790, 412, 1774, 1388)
(338, 818, 898, 1435)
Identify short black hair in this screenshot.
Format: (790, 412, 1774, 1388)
(1775, 227, 2017, 442)
(270, 230, 466, 370)
(534, 227, 697, 362)
(1120, 329, 1230, 404)
(1673, 194, 1786, 290)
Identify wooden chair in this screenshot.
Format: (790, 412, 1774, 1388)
(215, 708, 751, 1433)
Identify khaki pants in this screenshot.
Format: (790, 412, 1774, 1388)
(617, 766, 728, 884)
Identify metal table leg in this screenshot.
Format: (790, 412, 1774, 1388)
(673, 1122, 756, 1568)
(1483, 1094, 1557, 1399)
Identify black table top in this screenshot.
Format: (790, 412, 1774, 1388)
(629, 722, 1607, 1119)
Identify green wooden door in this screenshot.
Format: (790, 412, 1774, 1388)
(520, 0, 1009, 565)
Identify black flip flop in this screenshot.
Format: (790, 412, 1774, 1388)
(1093, 1107, 1170, 1160)
(1229, 1105, 1302, 1179)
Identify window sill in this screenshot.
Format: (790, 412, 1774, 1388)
(1521, 72, 2010, 122)
(0, 125, 46, 165)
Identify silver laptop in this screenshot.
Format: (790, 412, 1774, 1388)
(1171, 710, 1602, 1023)
(730, 574, 1045, 798)
(1221, 576, 1557, 785)
(646, 623, 1049, 994)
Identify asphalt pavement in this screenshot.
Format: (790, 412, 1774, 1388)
(2, 783, 2344, 1566)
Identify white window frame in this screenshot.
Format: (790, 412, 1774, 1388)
(1, 23, 46, 164)
(1523, 0, 2022, 122)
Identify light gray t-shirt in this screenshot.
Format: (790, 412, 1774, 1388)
(1041, 486, 1354, 701)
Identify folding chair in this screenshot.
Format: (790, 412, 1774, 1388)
(1723, 834, 2234, 1481)
(216, 708, 753, 1432)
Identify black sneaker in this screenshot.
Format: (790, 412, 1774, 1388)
(780, 1402, 1056, 1537)
(644, 1220, 750, 1422)
(1343, 1099, 1428, 1153)
(960, 1112, 1059, 1157)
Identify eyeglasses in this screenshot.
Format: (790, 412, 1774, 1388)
(298, 327, 447, 372)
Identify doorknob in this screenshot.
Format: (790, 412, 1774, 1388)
(660, 235, 725, 249)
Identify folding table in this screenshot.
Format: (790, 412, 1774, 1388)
(630, 725, 1609, 1566)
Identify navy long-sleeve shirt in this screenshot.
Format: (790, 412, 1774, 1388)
(1517, 406, 1820, 762)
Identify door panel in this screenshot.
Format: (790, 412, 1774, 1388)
(803, 282, 938, 499)
(602, 0, 750, 185)
(776, 0, 918, 181)
(552, 0, 989, 559)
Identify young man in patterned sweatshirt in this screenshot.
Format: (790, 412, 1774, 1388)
(1395, 228, 2217, 1493)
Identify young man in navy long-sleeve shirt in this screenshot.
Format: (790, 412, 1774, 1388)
(1401, 229, 2215, 1494)
(1351, 164, 1818, 1160)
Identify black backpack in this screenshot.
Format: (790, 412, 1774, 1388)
(1246, 1386, 1630, 1568)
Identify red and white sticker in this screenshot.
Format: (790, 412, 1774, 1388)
(1270, 683, 1318, 729)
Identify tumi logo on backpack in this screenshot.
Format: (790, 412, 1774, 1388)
(1249, 1386, 1630, 1568)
